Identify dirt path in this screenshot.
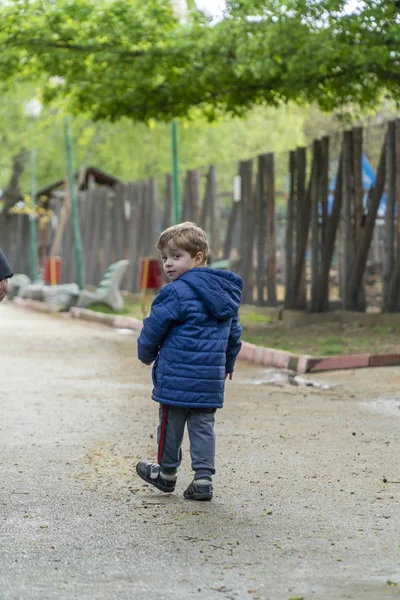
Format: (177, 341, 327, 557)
(1, 302, 400, 600)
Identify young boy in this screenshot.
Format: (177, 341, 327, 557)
(136, 222, 242, 501)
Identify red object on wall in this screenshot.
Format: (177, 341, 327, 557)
(43, 256, 62, 285)
(139, 258, 163, 289)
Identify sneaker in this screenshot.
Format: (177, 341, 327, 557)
(183, 478, 213, 501)
(136, 461, 177, 493)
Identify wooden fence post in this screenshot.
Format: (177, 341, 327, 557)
(199, 169, 210, 231)
(314, 136, 330, 312)
(257, 154, 267, 305)
(208, 166, 220, 261)
(383, 121, 397, 310)
(114, 183, 127, 263)
(319, 152, 343, 311)
(341, 130, 354, 310)
(284, 151, 296, 308)
(78, 192, 90, 283)
(163, 174, 173, 230)
(265, 153, 277, 306)
(349, 132, 387, 309)
(188, 169, 201, 224)
(240, 159, 255, 304)
(386, 121, 400, 311)
(352, 127, 366, 311)
(310, 139, 322, 312)
(292, 147, 308, 309)
(181, 172, 189, 222)
(223, 180, 240, 260)
(125, 183, 137, 291)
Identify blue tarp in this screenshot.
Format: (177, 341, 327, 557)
(328, 154, 386, 217)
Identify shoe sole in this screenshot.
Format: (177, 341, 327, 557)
(135, 464, 176, 494)
(184, 492, 212, 501)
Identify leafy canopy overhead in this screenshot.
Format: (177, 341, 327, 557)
(0, 0, 398, 122)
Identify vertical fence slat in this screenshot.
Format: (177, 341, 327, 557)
(387, 121, 400, 311)
(257, 154, 267, 305)
(163, 174, 173, 230)
(310, 139, 322, 312)
(284, 151, 296, 308)
(292, 147, 308, 309)
(240, 159, 255, 304)
(223, 200, 239, 260)
(383, 121, 396, 310)
(265, 153, 276, 306)
(315, 136, 330, 312)
(341, 130, 354, 309)
(349, 132, 387, 308)
(208, 166, 220, 262)
(188, 169, 200, 224)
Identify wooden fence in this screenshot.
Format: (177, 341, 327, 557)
(2, 118, 400, 311)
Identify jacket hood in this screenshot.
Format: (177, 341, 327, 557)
(178, 268, 242, 320)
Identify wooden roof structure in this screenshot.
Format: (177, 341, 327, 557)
(36, 166, 121, 200)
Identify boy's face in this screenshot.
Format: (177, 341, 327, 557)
(160, 244, 204, 281)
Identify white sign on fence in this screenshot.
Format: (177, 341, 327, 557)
(233, 175, 241, 202)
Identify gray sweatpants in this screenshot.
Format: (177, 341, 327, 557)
(157, 404, 216, 479)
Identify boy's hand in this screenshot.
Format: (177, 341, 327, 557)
(225, 372, 233, 381)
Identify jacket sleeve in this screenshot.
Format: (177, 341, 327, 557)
(137, 285, 180, 365)
(226, 315, 242, 373)
(0, 248, 13, 280)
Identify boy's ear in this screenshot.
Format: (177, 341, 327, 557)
(195, 251, 204, 266)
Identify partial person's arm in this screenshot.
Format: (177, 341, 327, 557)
(0, 248, 13, 303)
(225, 315, 242, 377)
(137, 286, 180, 365)
(0, 279, 8, 302)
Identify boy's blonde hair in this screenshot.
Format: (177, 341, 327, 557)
(156, 222, 209, 265)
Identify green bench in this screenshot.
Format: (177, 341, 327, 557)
(14, 261, 130, 312)
(76, 259, 130, 311)
(7, 274, 32, 300)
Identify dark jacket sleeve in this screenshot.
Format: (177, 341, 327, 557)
(226, 315, 242, 373)
(0, 248, 13, 280)
(137, 285, 180, 365)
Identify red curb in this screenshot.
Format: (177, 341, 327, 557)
(261, 348, 274, 366)
(239, 342, 256, 362)
(297, 355, 313, 374)
(253, 345, 264, 364)
(271, 350, 295, 369)
(369, 354, 400, 368)
(307, 354, 371, 373)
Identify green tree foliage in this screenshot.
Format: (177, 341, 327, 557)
(0, 0, 398, 122)
(0, 82, 306, 193)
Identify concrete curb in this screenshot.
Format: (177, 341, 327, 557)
(70, 306, 143, 332)
(12, 298, 400, 373)
(13, 297, 61, 314)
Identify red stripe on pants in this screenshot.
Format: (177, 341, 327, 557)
(158, 404, 168, 464)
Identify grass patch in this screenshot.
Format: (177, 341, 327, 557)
(88, 294, 400, 359)
(239, 306, 273, 325)
(372, 325, 393, 334)
(242, 321, 400, 357)
(88, 302, 143, 318)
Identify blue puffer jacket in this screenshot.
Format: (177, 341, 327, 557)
(137, 268, 243, 409)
